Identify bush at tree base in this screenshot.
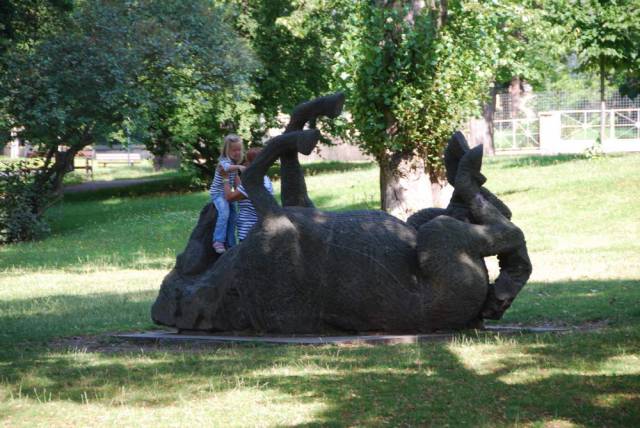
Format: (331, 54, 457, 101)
(0, 160, 52, 244)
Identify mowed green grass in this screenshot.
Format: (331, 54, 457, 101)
(64, 159, 184, 185)
(1, 153, 639, 427)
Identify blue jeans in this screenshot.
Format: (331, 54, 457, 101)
(212, 195, 237, 247)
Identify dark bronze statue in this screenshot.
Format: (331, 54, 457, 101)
(152, 93, 531, 333)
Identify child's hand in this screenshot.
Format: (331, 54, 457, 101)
(238, 165, 247, 173)
(218, 165, 228, 177)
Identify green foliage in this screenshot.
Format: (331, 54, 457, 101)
(0, 160, 52, 243)
(168, 89, 257, 183)
(0, 0, 72, 53)
(222, 0, 347, 136)
(549, 0, 640, 98)
(127, 0, 258, 183)
(0, 1, 73, 141)
(1, 1, 146, 154)
(488, 0, 565, 89)
(0, 0, 257, 193)
(561, 0, 639, 71)
(619, 73, 640, 99)
(335, 2, 496, 171)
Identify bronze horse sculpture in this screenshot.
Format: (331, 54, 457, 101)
(152, 93, 531, 333)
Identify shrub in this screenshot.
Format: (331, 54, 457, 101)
(0, 160, 52, 244)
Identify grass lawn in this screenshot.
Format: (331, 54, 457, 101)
(1, 153, 639, 427)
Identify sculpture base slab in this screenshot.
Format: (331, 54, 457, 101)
(114, 325, 569, 346)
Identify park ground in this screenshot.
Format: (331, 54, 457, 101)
(1, 154, 639, 427)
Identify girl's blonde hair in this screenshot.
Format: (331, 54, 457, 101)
(221, 134, 244, 159)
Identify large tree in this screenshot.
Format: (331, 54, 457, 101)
(1, 1, 141, 193)
(335, 1, 498, 218)
(0, 0, 256, 192)
(0, 0, 73, 142)
(130, 1, 257, 181)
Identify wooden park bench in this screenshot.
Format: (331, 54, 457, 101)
(94, 152, 142, 167)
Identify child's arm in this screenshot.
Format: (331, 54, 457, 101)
(223, 178, 246, 202)
(218, 162, 246, 174)
(220, 168, 246, 202)
(225, 164, 246, 173)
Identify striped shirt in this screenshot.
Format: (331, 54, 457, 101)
(209, 157, 237, 199)
(237, 176, 274, 241)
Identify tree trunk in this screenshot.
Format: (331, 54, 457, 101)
(375, 0, 450, 220)
(149, 130, 172, 171)
(469, 85, 497, 155)
(379, 152, 449, 221)
(599, 54, 606, 146)
(508, 76, 521, 118)
(30, 147, 77, 215)
(153, 155, 165, 171)
(52, 149, 78, 193)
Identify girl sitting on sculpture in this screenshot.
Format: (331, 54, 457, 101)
(208, 134, 246, 254)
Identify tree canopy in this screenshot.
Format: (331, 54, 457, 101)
(218, 0, 348, 139)
(552, 0, 640, 95)
(333, 1, 504, 215)
(0, 0, 256, 187)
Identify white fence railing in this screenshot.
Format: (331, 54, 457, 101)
(495, 108, 640, 154)
(494, 118, 539, 152)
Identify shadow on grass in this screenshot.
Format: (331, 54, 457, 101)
(2, 280, 638, 349)
(0, 327, 638, 426)
(494, 187, 533, 197)
(63, 167, 184, 186)
(0, 290, 158, 348)
(0, 281, 638, 425)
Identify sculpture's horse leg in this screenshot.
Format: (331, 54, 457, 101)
(454, 146, 532, 319)
(415, 145, 531, 326)
(279, 93, 346, 208)
(243, 130, 321, 221)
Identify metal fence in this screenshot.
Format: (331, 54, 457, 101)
(494, 118, 540, 151)
(493, 90, 640, 153)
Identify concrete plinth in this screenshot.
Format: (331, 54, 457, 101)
(114, 325, 569, 346)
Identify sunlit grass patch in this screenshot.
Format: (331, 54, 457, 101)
(449, 333, 640, 386)
(593, 392, 640, 410)
(448, 336, 541, 376)
(1, 388, 328, 427)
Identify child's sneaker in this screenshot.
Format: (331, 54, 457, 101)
(213, 242, 226, 254)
